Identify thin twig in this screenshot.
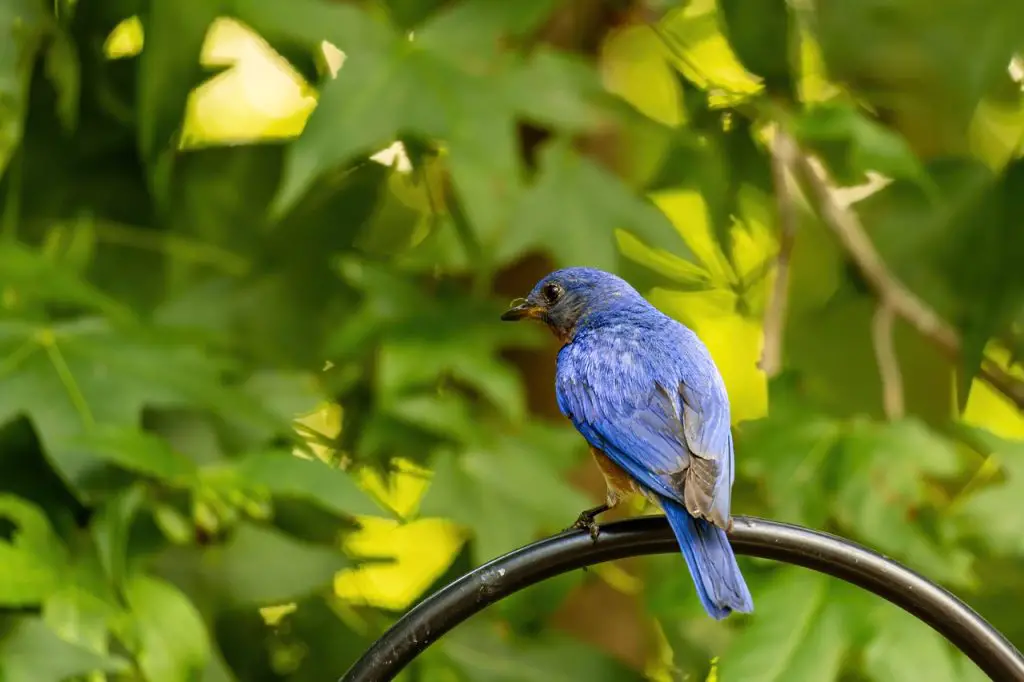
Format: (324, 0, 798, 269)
(872, 302, 904, 419)
(789, 151, 1024, 411)
(759, 129, 800, 377)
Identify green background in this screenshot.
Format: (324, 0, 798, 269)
(1, 0, 1024, 680)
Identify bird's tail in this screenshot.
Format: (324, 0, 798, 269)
(661, 498, 753, 619)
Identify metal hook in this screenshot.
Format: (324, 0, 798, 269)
(339, 516, 1024, 682)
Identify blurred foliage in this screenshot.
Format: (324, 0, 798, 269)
(1, 0, 1024, 680)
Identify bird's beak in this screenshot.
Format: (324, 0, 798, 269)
(501, 302, 542, 321)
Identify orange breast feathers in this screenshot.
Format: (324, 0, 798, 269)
(590, 446, 642, 506)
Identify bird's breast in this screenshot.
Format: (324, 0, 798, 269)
(590, 446, 640, 498)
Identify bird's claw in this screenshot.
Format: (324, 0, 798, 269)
(565, 504, 610, 541)
(569, 511, 602, 541)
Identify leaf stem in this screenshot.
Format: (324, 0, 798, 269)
(0, 338, 39, 379)
(872, 302, 904, 419)
(787, 146, 1024, 411)
(92, 219, 250, 276)
(946, 453, 1002, 515)
(759, 127, 799, 377)
(42, 334, 95, 427)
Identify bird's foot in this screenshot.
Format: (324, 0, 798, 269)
(567, 504, 609, 541)
(572, 514, 601, 541)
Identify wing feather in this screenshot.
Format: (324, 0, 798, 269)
(556, 340, 734, 528)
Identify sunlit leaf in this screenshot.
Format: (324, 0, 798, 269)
(0, 495, 67, 605)
(124, 574, 210, 682)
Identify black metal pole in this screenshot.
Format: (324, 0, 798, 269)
(339, 515, 1024, 682)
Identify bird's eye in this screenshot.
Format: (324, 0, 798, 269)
(541, 282, 563, 304)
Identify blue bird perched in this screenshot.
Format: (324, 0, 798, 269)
(501, 267, 753, 619)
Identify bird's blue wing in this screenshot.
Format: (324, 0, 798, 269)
(556, 344, 734, 528)
(678, 381, 734, 527)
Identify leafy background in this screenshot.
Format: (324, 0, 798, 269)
(1, 0, 1024, 680)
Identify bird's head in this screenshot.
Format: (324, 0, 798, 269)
(500, 267, 645, 341)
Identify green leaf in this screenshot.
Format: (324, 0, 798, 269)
(497, 572, 583, 634)
(146, 409, 225, 467)
(413, 0, 561, 60)
(280, 597, 378, 682)
(137, 0, 221, 160)
(786, 292, 952, 424)
(419, 427, 590, 561)
(856, 158, 1024, 405)
(231, 451, 384, 518)
(956, 430, 1024, 556)
(501, 137, 693, 271)
(44, 26, 79, 132)
(0, 616, 127, 682)
(0, 0, 50, 177)
(0, 495, 67, 605)
(272, 10, 484, 215)
(213, 524, 351, 605)
(377, 335, 526, 423)
(228, 0, 389, 56)
(736, 399, 842, 527)
(511, 49, 610, 132)
(164, 523, 351, 608)
(386, 393, 479, 443)
(239, 371, 322, 422)
(812, 0, 1024, 156)
(379, 0, 451, 30)
(275, 1, 602, 255)
(43, 585, 118, 657)
(91, 484, 146, 591)
(124, 573, 210, 682)
(834, 419, 970, 584)
(718, 569, 848, 682)
(960, 158, 1024, 400)
(955, 652, 992, 682)
(0, 241, 133, 321)
(863, 607, 958, 682)
(329, 258, 542, 359)
(67, 426, 199, 483)
(792, 103, 929, 187)
(0, 318, 291, 494)
(167, 143, 283, 257)
(718, 0, 794, 96)
(42, 545, 125, 655)
(437, 621, 642, 682)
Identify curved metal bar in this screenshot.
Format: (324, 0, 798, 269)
(339, 515, 1024, 682)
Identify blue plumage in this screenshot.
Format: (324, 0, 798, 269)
(501, 267, 753, 619)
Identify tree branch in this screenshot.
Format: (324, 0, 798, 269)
(872, 302, 904, 419)
(760, 128, 800, 378)
(788, 149, 1024, 411)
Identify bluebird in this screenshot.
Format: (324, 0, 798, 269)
(501, 267, 753, 619)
